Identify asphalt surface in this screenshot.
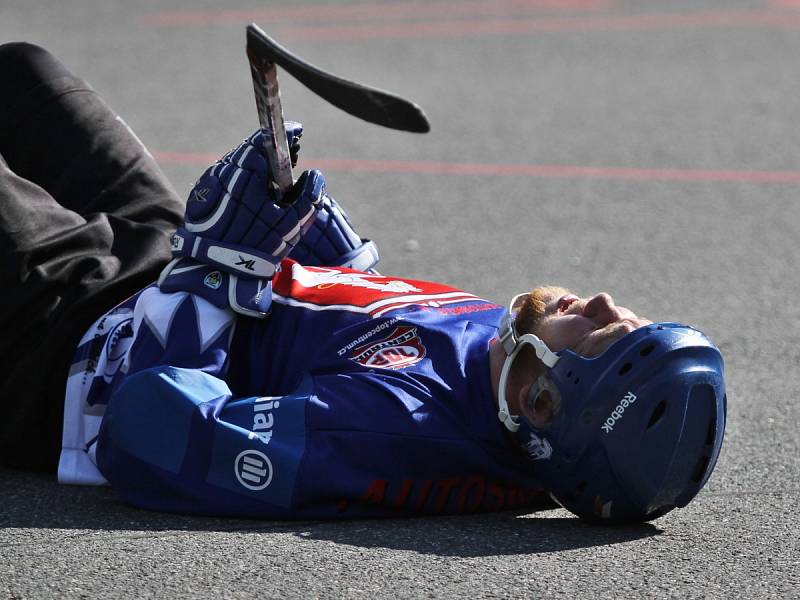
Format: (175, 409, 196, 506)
(1, 0, 799, 598)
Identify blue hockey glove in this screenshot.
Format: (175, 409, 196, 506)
(159, 125, 324, 318)
(289, 193, 380, 272)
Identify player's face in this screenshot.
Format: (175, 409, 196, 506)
(516, 286, 652, 358)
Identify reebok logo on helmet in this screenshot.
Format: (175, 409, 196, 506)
(601, 391, 637, 434)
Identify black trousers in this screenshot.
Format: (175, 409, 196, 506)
(0, 43, 184, 470)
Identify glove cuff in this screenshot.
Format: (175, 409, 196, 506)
(158, 258, 273, 318)
(333, 239, 380, 272)
(171, 227, 278, 279)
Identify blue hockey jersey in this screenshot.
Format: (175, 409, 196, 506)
(58, 260, 545, 518)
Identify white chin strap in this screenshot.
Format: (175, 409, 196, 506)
(497, 293, 560, 433)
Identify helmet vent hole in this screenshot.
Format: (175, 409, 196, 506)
(566, 371, 573, 378)
(639, 344, 655, 357)
(618, 362, 633, 376)
(691, 455, 710, 483)
(574, 377, 580, 384)
(647, 399, 667, 429)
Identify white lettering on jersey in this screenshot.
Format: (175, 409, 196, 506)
(248, 397, 280, 446)
(337, 318, 400, 356)
(293, 266, 422, 294)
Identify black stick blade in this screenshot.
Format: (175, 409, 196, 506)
(246, 24, 430, 133)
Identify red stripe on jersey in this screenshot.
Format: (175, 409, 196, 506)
(273, 260, 485, 316)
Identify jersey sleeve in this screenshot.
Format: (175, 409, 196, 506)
(58, 286, 237, 486)
(96, 366, 309, 518)
(95, 357, 541, 520)
(124, 287, 236, 378)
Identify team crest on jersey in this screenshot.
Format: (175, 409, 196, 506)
(350, 325, 426, 369)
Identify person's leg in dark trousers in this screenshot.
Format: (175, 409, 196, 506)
(0, 42, 185, 469)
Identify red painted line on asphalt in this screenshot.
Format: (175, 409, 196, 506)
(141, 0, 615, 27)
(153, 152, 800, 184)
(141, 5, 800, 36)
(768, 0, 800, 8)
(155, 151, 219, 165)
(266, 10, 800, 40)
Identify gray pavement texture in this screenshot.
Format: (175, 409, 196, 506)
(1, 0, 799, 598)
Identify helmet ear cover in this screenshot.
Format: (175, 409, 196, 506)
(524, 373, 562, 428)
(496, 298, 727, 523)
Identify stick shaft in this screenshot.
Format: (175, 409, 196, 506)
(247, 42, 294, 203)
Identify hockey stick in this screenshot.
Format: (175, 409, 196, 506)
(247, 28, 295, 204)
(246, 23, 430, 134)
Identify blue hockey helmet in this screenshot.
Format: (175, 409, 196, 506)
(496, 294, 726, 523)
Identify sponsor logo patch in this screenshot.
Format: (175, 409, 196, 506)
(236, 256, 256, 272)
(350, 325, 426, 370)
(191, 187, 210, 203)
(102, 318, 135, 380)
(234, 449, 273, 491)
(209, 389, 306, 506)
(204, 271, 222, 290)
(524, 431, 553, 461)
(170, 233, 184, 252)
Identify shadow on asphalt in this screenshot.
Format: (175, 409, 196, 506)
(1, 467, 660, 557)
